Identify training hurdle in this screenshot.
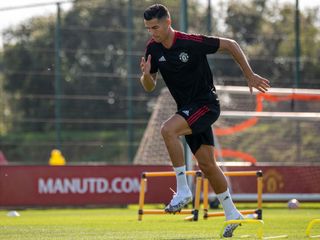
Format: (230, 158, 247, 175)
(306, 219, 320, 238)
(203, 170, 263, 220)
(138, 170, 202, 221)
(220, 219, 264, 239)
(219, 219, 288, 239)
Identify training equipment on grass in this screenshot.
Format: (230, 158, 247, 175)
(287, 198, 299, 209)
(220, 219, 264, 239)
(48, 149, 66, 165)
(138, 170, 202, 221)
(306, 219, 320, 238)
(6, 211, 20, 217)
(203, 170, 263, 220)
(220, 219, 288, 239)
(138, 170, 263, 221)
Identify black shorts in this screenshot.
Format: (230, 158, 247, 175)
(176, 93, 220, 154)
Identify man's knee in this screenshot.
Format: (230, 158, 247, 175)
(160, 122, 174, 139)
(197, 159, 218, 176)
(160, 115, 191, 139)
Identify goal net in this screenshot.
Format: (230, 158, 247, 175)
(134, 86, 320, 165)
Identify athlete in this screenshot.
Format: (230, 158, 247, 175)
(139, 4, 270, 237)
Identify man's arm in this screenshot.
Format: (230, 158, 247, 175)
(218, 37, 270, 93)
(140, 54, 157, 92)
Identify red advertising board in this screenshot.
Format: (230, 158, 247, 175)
(218, 165, 320, 202)
(0, 165, 319, 207)
(0, 165, 173, 207)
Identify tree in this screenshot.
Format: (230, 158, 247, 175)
(216, 0, 320, 89)
(3, 17, 56, 131)
(225, 0, 267, 45)
(1, 0, 207, 132)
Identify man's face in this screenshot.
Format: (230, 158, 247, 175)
(144, 17, 170, 43)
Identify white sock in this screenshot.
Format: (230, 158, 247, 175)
(216, 188, 240, 220)
(173, 166, 191, 195)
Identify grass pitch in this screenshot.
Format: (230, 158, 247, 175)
(0, 203, 319, 239)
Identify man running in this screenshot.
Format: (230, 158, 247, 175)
(140, 4, 270, 237)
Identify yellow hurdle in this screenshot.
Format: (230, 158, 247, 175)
(306, 219, 320, 238)
(220, 219, 289, 239)
(138, 170, 263, 222)
(203, 170, 263, 220)
(138, 170, 202, 221)
(220, 219, 264, 239)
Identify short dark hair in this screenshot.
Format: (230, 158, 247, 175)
(144, 4, 170, 21)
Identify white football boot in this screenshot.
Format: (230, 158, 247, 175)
(164, 190, 192, 214)
(222, 213, 244, 238)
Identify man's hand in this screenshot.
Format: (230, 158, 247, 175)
(247, 74, 270, 94)
(139, 54, 156, 92)
(218, 38, 271, 94)
(140, 54, 151, 75)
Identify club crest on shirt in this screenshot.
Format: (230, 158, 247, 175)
(179, 52, 189, 63)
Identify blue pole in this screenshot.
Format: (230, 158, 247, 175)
(54, 3, 62, 150)
(126, 0, 134, 162)
(294, 0, 301, 88)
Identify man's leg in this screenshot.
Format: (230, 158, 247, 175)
(194, 145, 243, 237)
(194, 145, 227, 193)
(160, 114, 193, 213)
(161, 114, 191, 167)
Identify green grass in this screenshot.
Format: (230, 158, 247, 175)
(0, 204, 319, 239)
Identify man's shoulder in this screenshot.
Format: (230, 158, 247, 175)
(146, 38, 160, 49)
(175, 31, 204, 43)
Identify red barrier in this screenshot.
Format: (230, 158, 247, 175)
(0, 165, 319, 207)
(223, 165, 320, 195)
(0, 165, 172, 207)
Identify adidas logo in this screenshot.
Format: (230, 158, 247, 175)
(223, 196, 230, 201)
(182, 110, 189, 116)
(158, 56, 166, 62)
